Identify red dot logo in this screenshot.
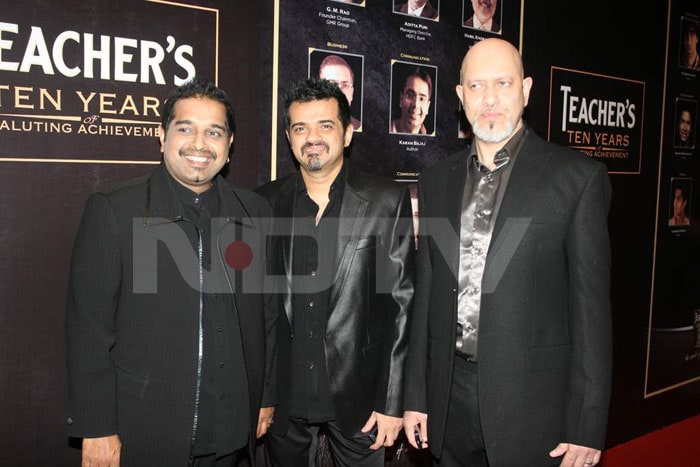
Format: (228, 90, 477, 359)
(225, 241, 253, 270)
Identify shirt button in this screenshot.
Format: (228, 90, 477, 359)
(219, 395, 225, 401)
(311, 270, 316, 276)
(217, 325, 224, 333)
(67, 417, 74, 425)
(309, 301, 314, 308)
(482, 209, 492, 216)
(467, 286, 479, 296)
(309, 362, 314, 369)
(219, 362, 225, 368)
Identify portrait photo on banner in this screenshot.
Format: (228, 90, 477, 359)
(389, 60, 438, 137)
(308, 48, 365, 131)
(393, 0, 440, 22)
(673, 98, 697, 149)
(463, 0, 502, 35)
(668, 177, 693, 227)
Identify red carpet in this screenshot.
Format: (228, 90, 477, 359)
(600, 414, 700, 466)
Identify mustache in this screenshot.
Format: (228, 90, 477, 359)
(302, 141, 329, 153)
(180, 147, 217, 159)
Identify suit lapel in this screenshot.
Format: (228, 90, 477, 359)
(329, 166, 368, 309)
(445, 154, 468, 280)
(274, 175, 299, 326)
(491, 132, 550, 240)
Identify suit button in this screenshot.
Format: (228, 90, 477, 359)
(67, 417, 74, 425)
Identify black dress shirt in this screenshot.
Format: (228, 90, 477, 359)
(170, 176, 249, 456)
(289, 163, 347, 423)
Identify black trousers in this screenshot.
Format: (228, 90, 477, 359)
(190, 449, 244, 467)
(435, 356, 489, 467)
(264, 418, 384, 467)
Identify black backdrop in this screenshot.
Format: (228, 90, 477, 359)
(1, 1, 699, 466)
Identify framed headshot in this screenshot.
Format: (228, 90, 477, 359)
(679, 17, 700, 71)
(328, 0, 366, 6)
(673, 98, 697, 149)
(462, 0, 502, 34)
(389, 61, 438, 136)
(393, 0, 440, 22)
(309, 49, 364, 131)
(668, 177, 692, 227)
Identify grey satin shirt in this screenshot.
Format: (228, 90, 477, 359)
(456, 125, 528, 360)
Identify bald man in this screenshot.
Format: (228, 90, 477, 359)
(403, 38, 612, 467)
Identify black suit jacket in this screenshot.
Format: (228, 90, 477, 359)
(463, 16, 501, 32)
(256, 162, 415, 436)
(404, 128, 612, 466)
(396, 2, 439, 19)
(66, 164, 277, 466)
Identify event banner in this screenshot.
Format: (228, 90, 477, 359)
(260, 0, 523, 183)
(547, 67, 645, 175)
(645, 0, 700, 397)
(0, 0, 218, 163)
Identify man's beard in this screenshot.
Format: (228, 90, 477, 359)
(302, 141, 329, 171)
(307, 155, 322, 171)
(471, 113, 519, 143)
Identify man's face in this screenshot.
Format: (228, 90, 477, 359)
(472, 0, 497, 22)
(456, 39, 532, 144)
(399, 75, 431, 133)
(673, 188, 687, 218)
(679, 110, 692, 143)
(319, 64, 354, 106)
(159, 97, 232, 193)
(683, 28, 698, 57)
(286, 98, 353, 176)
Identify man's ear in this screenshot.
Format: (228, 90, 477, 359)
(158, 125, 165, 151)
(343, 124, 354, 148)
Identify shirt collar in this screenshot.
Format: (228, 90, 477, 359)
(169, 171, 216, 209)
(408, 4, 426, 15)
(295, 158, 348, 197)
(468, 123, 528, 176)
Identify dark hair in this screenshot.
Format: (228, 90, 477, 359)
(161, 76, 235, 135)
(403, 66, 433, 99)
(283, 78, 351, 130)
(671, 180, 688, 201)
(682, 19, 698, 39)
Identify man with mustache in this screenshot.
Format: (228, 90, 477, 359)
(66, 77, 277, 466)
(403, 38, 612, 467)
(464, 0, 501, 34)
(256, 78, 415, 466)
